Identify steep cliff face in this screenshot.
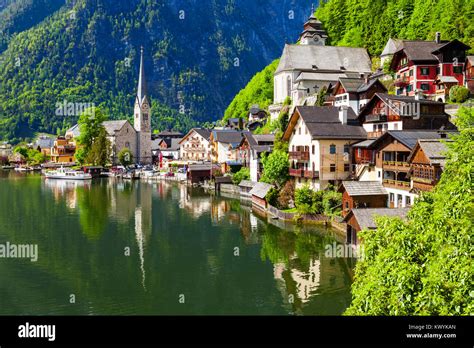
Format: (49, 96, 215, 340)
(0, 0, 314, 141)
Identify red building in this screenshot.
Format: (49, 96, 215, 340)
(465, 56, 474, 95)
(390, 33, 470, 102)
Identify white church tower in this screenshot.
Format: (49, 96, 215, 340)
(134, 46, 152, 164)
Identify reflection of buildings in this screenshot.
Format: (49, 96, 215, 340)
(43, 179, 90, 209)
(179, 184, 212, 218)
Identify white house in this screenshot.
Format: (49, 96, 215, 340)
(179, 128, 212, 162)
(282, 106, 367, 191)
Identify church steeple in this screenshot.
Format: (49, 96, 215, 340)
(137, 46, 148, 105)
(299, 7, 328, 46)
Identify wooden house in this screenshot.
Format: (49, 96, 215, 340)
(249, 182, 273, 210)
(339, 181, 387, 217)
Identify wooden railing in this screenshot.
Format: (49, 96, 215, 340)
(383, 179, 410, 189)
(289, 151, 310, 161)
(382, 161, 410, 171)
(303, 170, 319, 178)
(289, 168, 303, 177)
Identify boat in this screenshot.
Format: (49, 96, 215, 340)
(44, 167, 92, 180)
(14, 166, 33, 172)
(123, 170, 140, 180)
(1, 165, 15, 170)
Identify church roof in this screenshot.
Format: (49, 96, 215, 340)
(136, 46, 148, 105)
(102, 120, 130, 136)
(275, 44, 372, 75)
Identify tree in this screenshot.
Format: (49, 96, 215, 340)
(76, 107, 108, 165)
(87, 127, 111, 166)
(260, 150, 289, 188)
(346, 106, 473, 315)
(278, 181, 295, 209)
(118, 148, 133, 167)
(232, 167, 250, 185)
(449, 86, 470, 103)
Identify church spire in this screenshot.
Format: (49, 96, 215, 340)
(137, 46, 148, 104)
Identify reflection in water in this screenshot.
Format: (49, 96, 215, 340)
(0, 173, 353, 315)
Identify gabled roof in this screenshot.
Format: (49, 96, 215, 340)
(344, 208, 410, 230)
(212, 130, 248, 144)
(381, 38, 403, 57)
(239, 180, 257, 188)
(157, 130, 183, 137)
(275, 44, 372, 75)
(102, 120, 130, 136)
(283, 106, 366, 141)
(371, 130, 453, 150)
(253, 134, 275, 144)
(179, 128, 211, 144)
(162, 138, 182, 151)
(66, 124, 81, 138)
(340, 181, 387, 196)
(249, 182, 273, 199)
(407, 139, 451, 168)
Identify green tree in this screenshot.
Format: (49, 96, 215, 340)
(118, 148, 134, 167)
(260, 150, 289, 188)
(346, 106, 474, 315)
(76, 107, 108, 165)
(232, 167, 250, 185)
(449, 86, 470, 103)
(87, 127, 111, 166)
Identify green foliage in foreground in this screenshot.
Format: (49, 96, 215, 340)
(223, 59, 278, 121)
(260, 149, 289, 189)
(232, 167, 250, 185)
(294, 185, 342, 217)
(449, 86, 470, 104)
(346, 106, 474, 315)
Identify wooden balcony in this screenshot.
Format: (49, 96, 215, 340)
(289, 168, 303, 177)
(289, 151, 309, 161)
(303, 170, 319, 179)
(365, 114, 387, 122)
(382, 161, 410, 172)
(394, 76, 410, 87)
(367, 131, 385, 138)
(383, 179, 411, 190)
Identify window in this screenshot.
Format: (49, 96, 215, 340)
(406, 84, 413, 92)
(298, 127, 301, 135)
(378, 171, 381, 178)
(329, 144, 336, 154)
(330, 164, 336, 172)
(389, 193, 394, 202)
(421, 83, 430, 91)
(344, 164, 350, 172)
(286, 76, 291, 97)
(344, 145, 350, 154)
(420, 67, 429, 76)
(345, 201, 349, 209)
(409, 69, 413, 76)
(394, 123, 399, 130)
(405, 196, 411, 206)
(436, 66, 440, 75)
(312, 145, 315, 155)
(397, 194, 403, 206)
(125, 142, 130, 148)
(453, 66, 462, 74)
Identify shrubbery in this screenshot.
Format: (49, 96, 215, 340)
(294, 185, 341, 216)
(232, 167, 250, 185)
(449, 86, 470, 103)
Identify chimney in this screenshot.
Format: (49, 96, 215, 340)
(339, 106, 348, 125)
(435, 32, 441, 44)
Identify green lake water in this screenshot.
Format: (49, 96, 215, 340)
(0, 171, 353, 315)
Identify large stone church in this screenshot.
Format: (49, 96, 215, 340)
(67, 47, 153, 165)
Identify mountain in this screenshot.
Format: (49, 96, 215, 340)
(0, 0, 314, 142)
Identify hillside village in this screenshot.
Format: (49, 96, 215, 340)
(2, 12, 472, 247)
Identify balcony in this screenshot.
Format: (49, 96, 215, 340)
(303, 170, 319, 179)
(394, 76, 410, 87)
(367, 131, 385, 138)
(382, 161, 410, 172)
(365, 113, 388, 122)
(289, 151, 309, 161)
(289, 168, 303, 177)
(383, 179, 411, 190)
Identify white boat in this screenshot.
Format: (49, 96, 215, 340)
(14, 166, 33, 172)
(44, 167, 92, 180)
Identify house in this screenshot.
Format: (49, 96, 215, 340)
(238, 180, 257, 199)
(187, 163, 220, 184)
(465, 56, 474, 94)
(407, 139, 451, 193)
(50, 136, 76, 163)
(35, 135, 54, 156)
(389, 34, 470, 101)
(269, 13, 372, 119)
(343, 208, 410, 245)
(238, 133, 274, 182)
(210, 130, 249, 172)
(179, 128, 211, 162)
(247, 106, 267, 131)
(331, 77, 387, 113)
(226, 118, 243, 130)
(0, 143, 13, 158)
(357, 93, 454, 139)
(154, 137, 182, 161)
(282, 106, 366, 191)
(368, 130, 454, 208)
(380, 38, 403, 72)
(249, 182, 273, 210)
(338, 181, 387, 218)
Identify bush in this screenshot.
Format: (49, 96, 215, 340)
(277, 181, 294, 209)
(449, 86, 469, 103)
(232, 167, 250, 185)
(118, 148, 133, 166)
(294, 186, 315, 214)
(294, 185, 341, 215)
(265, 187, 279, 207)
(260, 150, 289, 188)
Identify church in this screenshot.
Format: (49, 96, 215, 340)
(66, 47, 153, 165)
(269, 13, 373, 119)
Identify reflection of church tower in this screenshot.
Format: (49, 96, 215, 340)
(134, 183, 153, 290)
(134, 46, 152, 164)
(298, 8, 328, 46)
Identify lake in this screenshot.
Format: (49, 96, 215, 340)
(0, 171, 353, 315)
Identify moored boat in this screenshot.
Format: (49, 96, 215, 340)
(44, 167, 92, 180)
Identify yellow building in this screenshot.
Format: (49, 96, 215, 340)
(50, 136, 76, 163)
